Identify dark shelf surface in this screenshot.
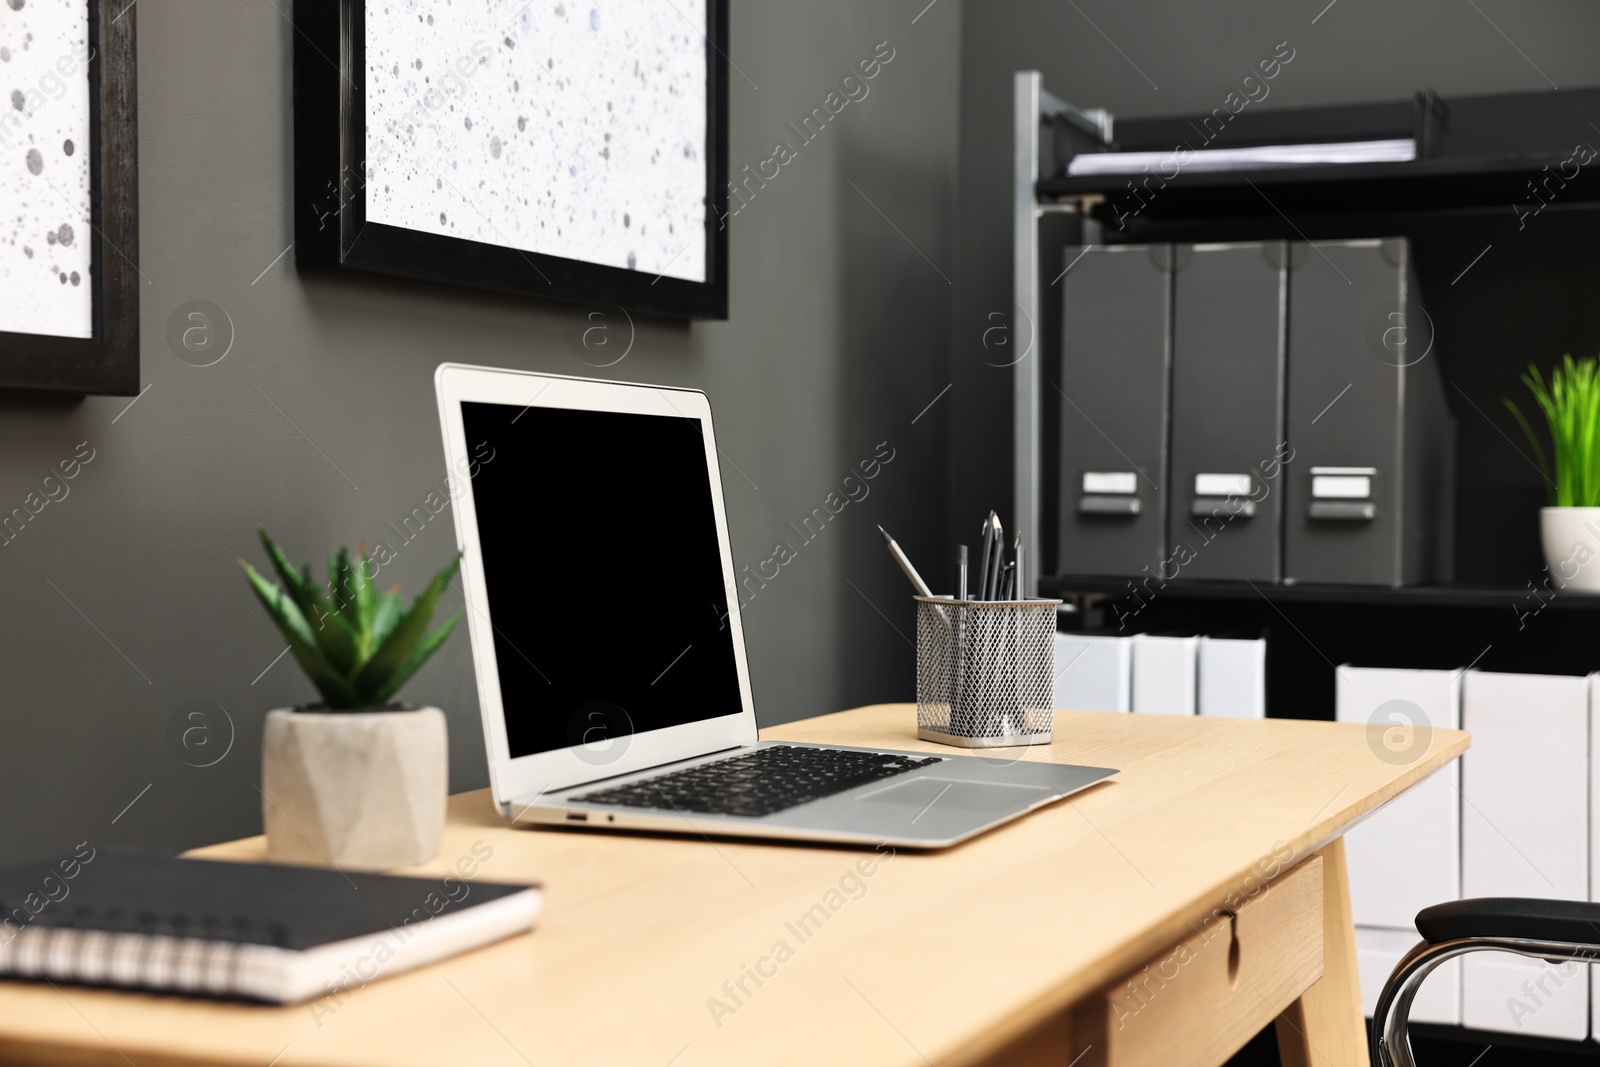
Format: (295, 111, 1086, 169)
(1038, 84, 1600, 222)
(1040, 574, 1598, 611)
(1037, 152, 1600, 221)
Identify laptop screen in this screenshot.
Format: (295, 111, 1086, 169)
(461, 400, 745, 759)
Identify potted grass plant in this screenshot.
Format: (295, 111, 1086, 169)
(1505, 355, 1600, 591)
(241, 528, 462, 868)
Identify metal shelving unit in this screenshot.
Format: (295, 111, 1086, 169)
(1013, 72, 1600, 607)
(1013, 73, 1600, 1063)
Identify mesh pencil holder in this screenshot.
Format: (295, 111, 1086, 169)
(914, 596, 1062, 748)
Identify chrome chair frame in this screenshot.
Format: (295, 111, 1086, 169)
(1371, 936, 1600, 1067)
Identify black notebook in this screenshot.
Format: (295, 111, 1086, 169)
(0, 848, 540, 1003)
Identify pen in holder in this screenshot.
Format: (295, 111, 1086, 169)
(914, 596, 1061, 748)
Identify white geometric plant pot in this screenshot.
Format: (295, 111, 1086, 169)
(261, 707, 447, 870)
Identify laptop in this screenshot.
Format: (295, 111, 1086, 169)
(434, 364, 1118, 848)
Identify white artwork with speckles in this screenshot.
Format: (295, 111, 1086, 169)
(0, 0, 92, 339)
(366, 0, 708, 284)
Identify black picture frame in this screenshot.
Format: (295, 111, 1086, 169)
(293, 0, 729, 320)
(0, 0, 139, 396)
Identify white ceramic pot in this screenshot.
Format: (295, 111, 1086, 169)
(1539, 507, 1600, 592)
(261, 707, 447, 869)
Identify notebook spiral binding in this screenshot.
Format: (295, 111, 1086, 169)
(0, 899, 290, 998)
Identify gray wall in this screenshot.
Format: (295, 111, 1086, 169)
(0, 0, 960, 863)
(952, 0, 1600, 552)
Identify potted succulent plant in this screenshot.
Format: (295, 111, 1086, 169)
(1506, 355, 1600, 591)
(241, 528, 462, 868)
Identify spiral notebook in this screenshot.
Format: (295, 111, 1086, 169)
(0, 848, 541, 1003)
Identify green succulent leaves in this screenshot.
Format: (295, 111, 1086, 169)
(240, 528, 462, 710)
(1506, 355, 1600, 508)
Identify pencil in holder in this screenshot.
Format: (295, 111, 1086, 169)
(914, 597, 1062, 748)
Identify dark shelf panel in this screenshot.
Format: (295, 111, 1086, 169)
(1039, 153, 1600, 222)
(1040, 574, 1597, 612)
(1037, 85, 1600, 223)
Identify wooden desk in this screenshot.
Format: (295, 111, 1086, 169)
(0, 705, 1466, 1067)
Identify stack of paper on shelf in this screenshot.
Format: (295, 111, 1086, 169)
(1066, 138, 1417, 176)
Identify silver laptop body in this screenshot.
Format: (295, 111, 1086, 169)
(435, 365, 1117, 849)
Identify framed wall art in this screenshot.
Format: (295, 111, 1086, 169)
(294, 0, 729, 319)
(0, 0, 138, 395)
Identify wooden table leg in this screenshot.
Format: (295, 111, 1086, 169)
(1275, 838, 1369, 1067)
(990, 1010, 1072, 1067)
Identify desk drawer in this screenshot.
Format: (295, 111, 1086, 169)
(1070, 855, 1325, 1067)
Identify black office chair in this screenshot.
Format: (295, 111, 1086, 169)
(1371, 898, 1600, 1067)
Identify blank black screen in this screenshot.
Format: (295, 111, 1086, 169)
(461, 401, 744, 759)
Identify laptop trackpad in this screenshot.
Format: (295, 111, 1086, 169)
(856, 777, 1054, 814)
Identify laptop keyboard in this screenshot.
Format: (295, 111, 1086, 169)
(570, 745, 943, 819)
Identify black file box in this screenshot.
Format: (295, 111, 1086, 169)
(1058, 244, 1172, 577)
(1168, 242, 1289, 581)
(1283, 237, 1455, 586)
